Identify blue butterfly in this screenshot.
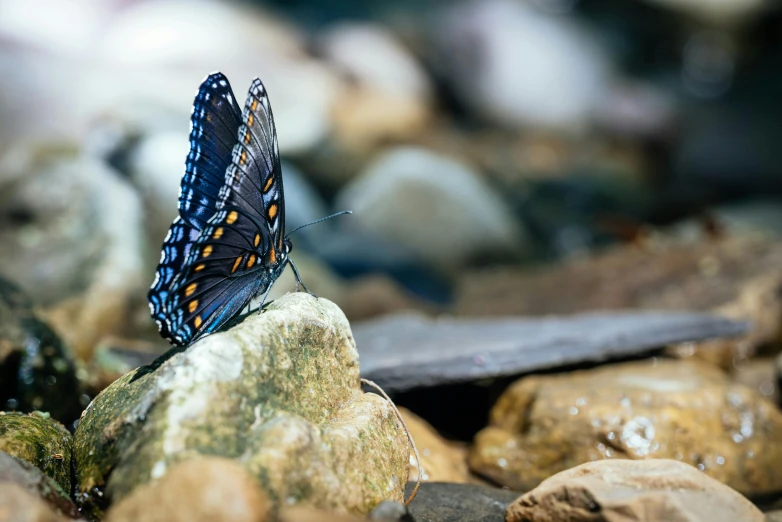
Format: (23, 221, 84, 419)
(148, 72, 346, 346)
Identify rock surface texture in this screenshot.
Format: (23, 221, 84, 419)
(470, 359, 782, 496)
(505, 459, 764, 522)
(73, 293, 409, 518)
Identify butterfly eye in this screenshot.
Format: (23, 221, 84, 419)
(284, 239, 293, 254)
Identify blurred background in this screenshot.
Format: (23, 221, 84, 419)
(0, 0, 781, 364)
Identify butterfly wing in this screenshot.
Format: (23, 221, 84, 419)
(158, 77, 288, 346)
(148, 72, 242, 342)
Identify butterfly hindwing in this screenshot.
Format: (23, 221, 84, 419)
(180, 72, 243, 230)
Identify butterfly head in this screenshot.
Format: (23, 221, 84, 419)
(283, 238, 293, 255)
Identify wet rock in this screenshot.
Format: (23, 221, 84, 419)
(507, 459, 763, 522)
(403, 481, 520, 522)
(335, 146, 527, 273)
(434, 0, 611, 131)
(457, 234, 782, 367)
(734, 357, 777, 405)
(319, 23, 432, 150)
(0, 145, 146, 360)
(470, 359, 782, 496)
(0, 482, 75, 522)
(353, 311, 746, 392)
(399, 408, 470, 484)
(0, 277, 82, 424)
(0, 452, 81, 519)
(104, 457, 271, 522)
(0, 412, 73, 493)
(74, 293, 408, 519)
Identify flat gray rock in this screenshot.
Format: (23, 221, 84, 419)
(353, 311, 749, 392)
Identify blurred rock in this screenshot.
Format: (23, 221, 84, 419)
(734, 357, 777, 405)
(0, 277, 82, 424)
(279, 507, 365, 522)
(0, 452, 81, 519)
(0, 145, 146, 360)
(457, 234, 782, 367)
(104, 457, 271, 522)
(470, 359, 782, 496)
(399, 407, 470, 484)
(367, 500, 411, 521)
(86, 337, 167, 396)
(338, 275, 438, 323)
(336, 146, 527, 273)
(434, 0, 611, 132)
(0, 412, 72, 492)
(353, 310, 746, 392)
(403, 482, 520, 522)
(74, 294, 408, 519)
(319, 23, 432, 150)
(0, 482, 76, 522)
(640, 0, 767, 25)
(506, 459, 764, 522)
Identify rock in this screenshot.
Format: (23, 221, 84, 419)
(433, 0, 611, 131)
(506, 459, 764, 522)
(319, 23, 432, 150)
(353, 310, 746, 392)
(73, 293, 408, 519)
(335, 146, 527, 273)
(470, 359, 782, 496)
(0, 412, 73, 493)
(367, 500, 411, 521)
(734, 357, 777, 405)
(337, 275, 438, 323)
(0, 145, 146, 360)
(279, 506, 365, 522)
(0, 452, 81, 519)
(104, 457, 270, 522)
(403, 481, 520, 522)
(399, 408, 470, 484)
(0, 277, 82, 424)
(767, 511, 782, 522)
(457, 234, 782, 368)
(641, 0, 766, 25)
(0, 482, 75, 522)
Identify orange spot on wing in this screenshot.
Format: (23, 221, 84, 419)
(251, 99, 258, 111)
(194, 316, 202, 329)
(269, 247, 277, 264)
(247, 113, 254, 126)
(231, 256, 242, 274)
(263, 177, 273, 193)
(268, 204, 277, 219)
(213, 227, 224, 239)
(186, 283, 197, 297)
(244, 130, 251, 144)
(194, 264, 205, 272)
(254, 234, 261, 247)
(202, 245, 213, 257)
(188, 300, 198, 313)
(247, 254, 256, 268)
(226, 211, 238, 224)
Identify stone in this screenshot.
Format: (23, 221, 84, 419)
(434, 0, 611, 132)
(278, 506, 365, 522)
(0, 412, 73, 493)
(338, 275, 438, 323)
(319, 23, 432, 150)
(335, 146, 527, 273)
(353, 311, 746, 392)
(0, 145, 146, 360)
(399, 408, 470, 484)
(457, 234, 782, 368)
(0, 277, 82, 424)
(469, 359, 782, 496)
(0, 452, 81, 519)
(367, 500, 411, 521)
(0, 482, 75, 522)
(73, 293, 408, 519)
(506, 459, 764, 522)
(404, 481, 520, 522)
(104, 457, 271, 522)
(734, 357, 777, 405)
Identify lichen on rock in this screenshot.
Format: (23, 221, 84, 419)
(73, 293, 409, 518)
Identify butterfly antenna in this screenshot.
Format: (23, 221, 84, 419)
(285, 210, 352, 238)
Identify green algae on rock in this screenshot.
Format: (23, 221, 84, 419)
(74, 293, 409, 518)
(0, 411, 73, 492)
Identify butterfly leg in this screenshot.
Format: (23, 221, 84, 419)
(288, 258, 317, 298)
(257, 280, 276, 315)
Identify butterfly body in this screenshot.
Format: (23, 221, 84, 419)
(148, 72, 293, 346)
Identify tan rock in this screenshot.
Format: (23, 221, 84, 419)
(456, 234, 782, 367)
(469, 359, 782, 496)
(506, 459, 764, 522)
(105, 457, 270, 522)
(0, 483, 71, 522)
(278, 506, 364, 522)
(338, 275, 437, 322)
(399, 407, 470, 483)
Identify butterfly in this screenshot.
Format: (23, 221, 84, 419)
(148, 72, 346, 346)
